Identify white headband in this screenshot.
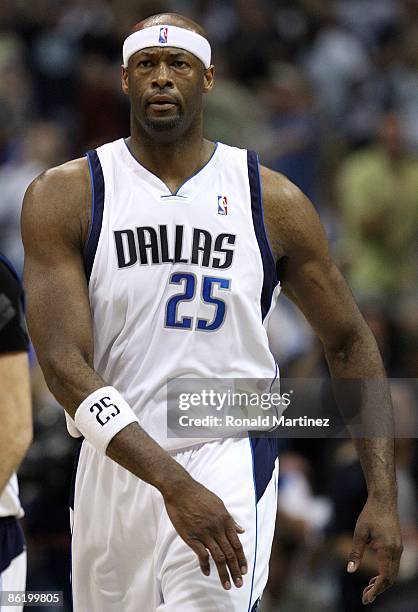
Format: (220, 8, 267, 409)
(123, 25, 212, 68)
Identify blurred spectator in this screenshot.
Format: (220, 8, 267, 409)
(0, 121, 68, 272)
(203, 75, 272, 153)
(392, 22, 418, 150)
(326, 381, 418, 612)
(335, 0, 403, 46)
(20, 362, 78, 612)
(303, 16, 371, 122)
(267, 295, 314, 372)
(263, 452, 334, 612)
(225, 0, 282, 87)
(75, 52, 129, 150)
(261, 61, 321, 203)
(337, 112, 418, 305)
(0, 33, 34, 163)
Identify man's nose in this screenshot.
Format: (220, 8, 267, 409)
(152, 63, 173, 88)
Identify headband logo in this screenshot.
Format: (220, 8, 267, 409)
(158, 27, 168, 43)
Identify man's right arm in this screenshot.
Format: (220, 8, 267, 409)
(21, 160, 247, 589)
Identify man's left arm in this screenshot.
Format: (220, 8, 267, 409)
(261, 166, 402, 606)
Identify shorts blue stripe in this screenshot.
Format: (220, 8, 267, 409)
(250, 435, 278, 504)
(247, 437, 258, 612)
(248, 435, 278, 610)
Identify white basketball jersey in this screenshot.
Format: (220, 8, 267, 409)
(83, 138, 280, 450)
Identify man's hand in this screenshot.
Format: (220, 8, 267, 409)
(347, 497, 403, 605)
(163, 478, 248, 590)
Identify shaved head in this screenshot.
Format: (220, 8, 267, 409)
(131, 13, 208, 39)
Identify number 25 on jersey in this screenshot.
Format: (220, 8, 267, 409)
(165, 272, 230, 332)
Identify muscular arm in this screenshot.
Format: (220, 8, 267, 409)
(21, 159, 200, 495)
(261, 166, 402, 605)
(22, 160, 104, 410)
(21, 161, 247, 588)
(0, 352, 32, 494)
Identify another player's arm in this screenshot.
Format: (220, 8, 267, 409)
(261, 167, 402, 606)
(0, 263, 32, 493)
(0, 352, 32, 493)
(21, 163, 247, 590)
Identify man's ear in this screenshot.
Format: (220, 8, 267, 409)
(121, 66, 129, 95)
(203, 66, 215, 94)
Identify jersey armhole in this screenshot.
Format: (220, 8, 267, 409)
(247, 150, 279, 321)
(83, 150, 105, 284)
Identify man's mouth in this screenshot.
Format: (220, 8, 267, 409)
(147, 95, 178, 111)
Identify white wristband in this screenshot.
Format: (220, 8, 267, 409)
(74, 386, 139, 454)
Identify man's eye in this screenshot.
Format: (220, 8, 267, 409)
(173, 60, 188, 68)
(138, 60, 152, 68)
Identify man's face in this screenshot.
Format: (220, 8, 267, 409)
(122, 46, 214, 142)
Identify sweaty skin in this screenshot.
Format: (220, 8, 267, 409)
(22, 11, 402, 606)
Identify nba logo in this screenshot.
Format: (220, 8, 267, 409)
(159, 27, 168, 43)
(218, 195, 228, 215)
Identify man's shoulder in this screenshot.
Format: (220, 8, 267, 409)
(259, 164, 306, 210)
(22, 157, 92, 248)
(29, 157, 90, 199)
(259, 164, 316, 259)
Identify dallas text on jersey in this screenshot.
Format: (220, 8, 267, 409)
(114, 225, 237, 269)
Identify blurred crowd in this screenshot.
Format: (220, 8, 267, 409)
(0, 1, 417, 610)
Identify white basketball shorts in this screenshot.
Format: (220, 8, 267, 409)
(70, 435, 278, 611)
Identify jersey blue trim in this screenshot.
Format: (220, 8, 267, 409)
(0, 517, 25, 573)
(247, 151, 278, 320)
(160, 194, 188, 199)
(123, 139, 219, 196)
(84, 150, 105, 284)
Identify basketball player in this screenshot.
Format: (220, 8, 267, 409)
(0, 255, 32, 609)
(22, 13, 402, 611)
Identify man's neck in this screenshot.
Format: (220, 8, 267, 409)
(126, 122, 216, 194)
